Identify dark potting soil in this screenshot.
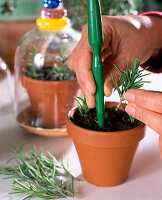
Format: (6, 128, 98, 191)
(71, 107, 141, 132)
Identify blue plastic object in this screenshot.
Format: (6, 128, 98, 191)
(43, 0, 61, 9)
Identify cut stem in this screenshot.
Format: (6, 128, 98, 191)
(116, 92, 126, 110)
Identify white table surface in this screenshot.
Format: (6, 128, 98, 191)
(0, 71, 162, 200)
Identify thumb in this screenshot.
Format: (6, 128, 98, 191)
(159, 136, 162, 159)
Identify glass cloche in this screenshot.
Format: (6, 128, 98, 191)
(14, 0, 81, 135)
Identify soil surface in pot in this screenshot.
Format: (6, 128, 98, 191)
(71, 107, 141, 132)
(24, 66, 76, 81)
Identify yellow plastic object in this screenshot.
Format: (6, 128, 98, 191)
(36, 17, 70, 31)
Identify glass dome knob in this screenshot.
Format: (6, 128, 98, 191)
(43, 0, 62, 9)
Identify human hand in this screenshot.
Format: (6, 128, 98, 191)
(68, 15, 162, 108)
(125, 89, 162, 158)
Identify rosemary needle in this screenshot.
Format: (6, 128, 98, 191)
(74, 96, 90, 114)
(0, 143, 75, 200)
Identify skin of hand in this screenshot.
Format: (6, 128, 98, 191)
(68, 15, 162, 108)
(125, 89, 162, 159)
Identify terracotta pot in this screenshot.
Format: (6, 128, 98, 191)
(22, 75, 79, 128)
(66, 102, 146, 187)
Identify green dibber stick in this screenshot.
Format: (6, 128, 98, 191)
(87, 0, 105, 127)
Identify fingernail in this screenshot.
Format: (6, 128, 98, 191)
(85, 84, 92, 95)
(86, 95, 90, 107)
(104, 80, 114, 97)
(85, 82, 96, 96)
(86, 94, 95, 108)
(125, 104, 135, 117)
(125, 92, 135, 102)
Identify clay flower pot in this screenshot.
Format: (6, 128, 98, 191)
(22, 75, 79, 128)
(66, 102, 146, 187)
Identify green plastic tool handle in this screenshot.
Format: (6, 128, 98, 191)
(87, 0, 105, 127)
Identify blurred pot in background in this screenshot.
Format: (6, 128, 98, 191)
(14, 0, 81, 136)
(0, 0, 42, 70)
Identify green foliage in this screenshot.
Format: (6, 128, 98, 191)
(0, 144, 75, 200)
(101, 0, 144, 15)
(74, 96, 90, 114)
(144, 0, 162, 12)
(1, 0, 17, 14)
(65, 0, 87, 31)
(112, 59, 151, 123)
(112, 59, 151, 97)
(25, 47, 76, 81)
(66, 0, 144, 31)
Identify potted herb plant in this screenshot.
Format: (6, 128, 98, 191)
(22, 47, 79, 129)
(67, 59, 150, 186)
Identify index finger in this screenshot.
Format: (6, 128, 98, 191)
(68, 27, 96, 107)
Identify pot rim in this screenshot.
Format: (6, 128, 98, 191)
(66, 102, 145, 148)
(21, 73, 77, 84)
(67, 102, 145, 136)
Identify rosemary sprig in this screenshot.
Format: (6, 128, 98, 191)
(0, 144, 75, 200)
(74, 96, 90, 114)
(112, 59, 151, 122)
(25, 47, 76, 81)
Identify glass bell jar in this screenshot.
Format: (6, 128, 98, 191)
(14, 0, 81, 136)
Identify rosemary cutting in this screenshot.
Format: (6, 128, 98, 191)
(112, 59, 151, 122)
(74, 59, 150, 123)
(0, 144, 75, 200)
(25, 47, 76, 81)
(74, 96, 90, 114)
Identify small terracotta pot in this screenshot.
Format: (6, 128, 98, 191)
(66, 102, 146, 187)
(22, 75, 79, 128)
